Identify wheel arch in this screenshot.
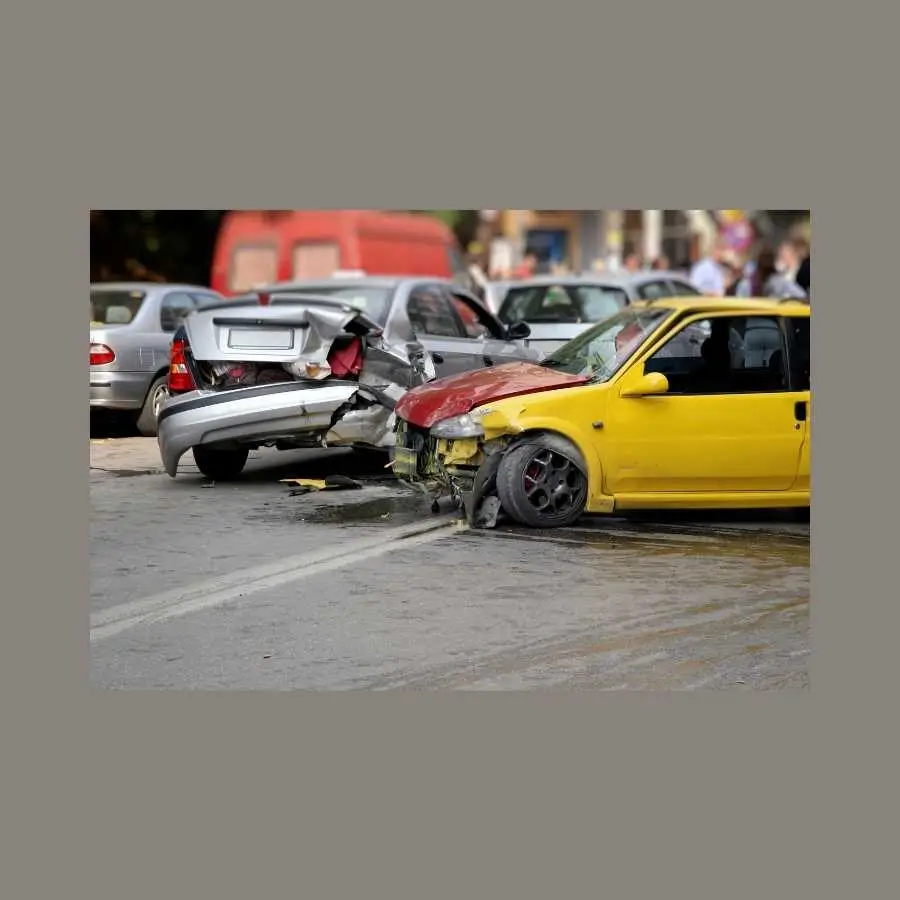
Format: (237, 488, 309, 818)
(504, 426, 604, 502)
(143, 365, 171, 404)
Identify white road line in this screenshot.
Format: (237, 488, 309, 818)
(90, 517, 465, 644)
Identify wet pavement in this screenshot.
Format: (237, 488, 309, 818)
(90, 436, 810, 690)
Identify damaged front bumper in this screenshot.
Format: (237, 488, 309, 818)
(157, 380, 397, 478)
(393, 420, 507, 527)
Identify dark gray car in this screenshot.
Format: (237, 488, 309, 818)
(494, 271, 702, 354)
(90, 282, 225, 435)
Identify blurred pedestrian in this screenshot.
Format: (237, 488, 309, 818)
(720, 251, 744, 296)
(511, 250, 539, 280)
(651, 254, 670, 271)
(737, 246, 807, 299)
(690, 239, 727, 296)
(777, 236, 809, 284)
(623, 249, 643, 272)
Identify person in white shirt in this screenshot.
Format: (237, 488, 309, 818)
(689, 240, 728, 296)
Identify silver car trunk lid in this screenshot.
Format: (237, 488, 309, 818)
(183, 296, 379, 364)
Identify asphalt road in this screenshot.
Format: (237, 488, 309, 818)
(90, 433, 810, 690)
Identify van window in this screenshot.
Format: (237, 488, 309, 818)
(230, 245, 278, 293)
(292, 242, 341, 279)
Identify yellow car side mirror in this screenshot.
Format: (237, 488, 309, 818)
(620, 371, 670, 398)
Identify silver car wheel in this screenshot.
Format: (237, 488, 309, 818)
(151, 383, 169, 419)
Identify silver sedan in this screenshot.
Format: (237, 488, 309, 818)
(90, 282, 225, 435)
(157, 276, 540, 480)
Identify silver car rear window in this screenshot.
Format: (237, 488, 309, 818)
(91, 289, 146, 326)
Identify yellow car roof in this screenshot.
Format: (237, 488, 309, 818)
(631, 296, 810, 316)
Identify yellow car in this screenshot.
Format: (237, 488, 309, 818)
(393, 297, 810, 529)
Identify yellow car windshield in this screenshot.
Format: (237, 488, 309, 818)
(541, 307, 674, 381)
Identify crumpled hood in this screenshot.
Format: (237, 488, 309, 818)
(394, 361, 589, 429)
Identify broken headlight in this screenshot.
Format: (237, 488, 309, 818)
(431, 413, 485, 440)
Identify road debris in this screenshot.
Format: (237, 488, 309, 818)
(281, 474, 364, 496)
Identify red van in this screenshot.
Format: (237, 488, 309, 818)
(211, 210, 468, 296)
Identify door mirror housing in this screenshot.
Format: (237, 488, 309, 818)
(505, 321, 531, 341)
(620, 371, 669, 398)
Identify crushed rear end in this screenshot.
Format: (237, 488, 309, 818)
(157, 295, 434, 477)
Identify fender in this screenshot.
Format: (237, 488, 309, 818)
(493, 418, 615, 514)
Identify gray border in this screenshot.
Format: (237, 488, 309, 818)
(5, 1, 887, 896)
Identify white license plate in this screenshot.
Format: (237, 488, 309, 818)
(227, 328, 295, 350)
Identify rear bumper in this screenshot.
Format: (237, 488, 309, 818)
(156, 380, 368, 477)
(89, 371, 151, 411)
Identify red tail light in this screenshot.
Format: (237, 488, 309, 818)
(168, 338, 196, 393)
(90, 343, 116, 366)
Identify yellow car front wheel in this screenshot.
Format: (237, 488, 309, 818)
(496, 434, 588, 529)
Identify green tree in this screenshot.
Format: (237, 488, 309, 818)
(410, 210, 480, 249)
(90, 210, 226, 284)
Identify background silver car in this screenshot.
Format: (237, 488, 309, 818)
(493, 271, 702, 354)
(157, 277, 540, 480)
(90, 282, 224, 435)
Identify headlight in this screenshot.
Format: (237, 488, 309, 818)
(431, 414, 485, 439)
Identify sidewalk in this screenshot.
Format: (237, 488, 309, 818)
(90, 437, 199, 475)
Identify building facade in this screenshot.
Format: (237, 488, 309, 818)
(493, 209, 716, 274)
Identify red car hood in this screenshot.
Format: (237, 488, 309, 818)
(395, 362, 589, 430)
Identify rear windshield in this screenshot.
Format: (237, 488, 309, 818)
(500, 283, 629, 325)
(281, 285, 394, 326)
(91, 289, 146, 326)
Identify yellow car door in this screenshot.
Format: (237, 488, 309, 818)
(784, 313, 811, 493)
(602, 312, 807, 497)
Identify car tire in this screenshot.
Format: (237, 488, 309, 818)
(136, 375, 169, 437)
(192, 446, 249, 481)
(792, 506, 810, 523)
(496, 434, 588, 529)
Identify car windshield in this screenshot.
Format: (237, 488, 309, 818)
(283, 285, 393, 326)
(500, 283, 629, 325)
(91, 289, 146, 326)
(541, 306, 674, 381)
